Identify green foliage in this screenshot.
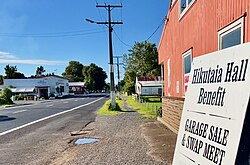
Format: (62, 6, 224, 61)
(4, 65, 26, 79)
(4, 65, 16, 79)
(124, 41, 160, 76)
(45, 73, 55, 76)
(98, 99, 124, 116)
(126, 96, 156, 118)
(17, 93, 25, 100)
(123, 70, 136, 95)
(103, 83, 110, 91)
(83, 63, 107, 91)
(35, 66, 46, 76)
(0, 75, 3, 84)
(119, 79, 125, 91)
(1, 87, 13, 104)
(8, 85, 14, 88)
(0, 97, 9, 105)
(62, 61, 107, 91)
(140, 96, 161, 102)
(108, 102, 122, 111)
(123, 41, 160, 94)
(14, 72, 26, 79)
(62, 61, 84, 82)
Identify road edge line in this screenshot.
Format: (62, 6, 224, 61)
(0, 96, 106, 137)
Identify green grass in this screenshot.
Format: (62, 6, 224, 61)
(140, 96, 161, 102)
(126, 96, 161, 118)
(97, 99, 125, 116)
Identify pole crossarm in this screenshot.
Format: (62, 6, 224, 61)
(96, 4, 122, 8)
(96, 22, 123, 25)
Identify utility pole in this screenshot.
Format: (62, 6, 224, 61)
(86, 4, 123, 107)
(113, 56, 123, 98)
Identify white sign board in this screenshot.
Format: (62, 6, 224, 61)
(173, 43, 250, 165)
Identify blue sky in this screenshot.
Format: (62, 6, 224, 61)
(0, 0, 169, 82)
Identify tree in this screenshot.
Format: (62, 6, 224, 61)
(123, 70, 136, 95)
(119, 79, 125, 91)
(36, 66, 46, 76)
(0, 75, 3, 84)
(62, 61, 84, 82)
(1, 87, 13, 104)
(15, 72, 26, 79)
(4, 65, 26, 79)
(82, 63, 107, 91)
(45, 73, 55, 76)
(124, 41, 160, 76)
(4, 65, 17, 79)
(123, 41, 161, 94)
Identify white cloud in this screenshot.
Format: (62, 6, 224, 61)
(0, 51, 66, 65)
(0, 52, 17, 59)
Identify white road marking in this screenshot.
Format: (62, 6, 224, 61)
(12, 110, 28, 114)
(3, 104, 33, 110)
(63, 101, 68, 104)
(46, 104, 54, 107)
(74, 100, 78, 102)
(0, 96, 106, 137)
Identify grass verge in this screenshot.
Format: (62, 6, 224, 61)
(126, 96, 159, 118)
(97, 99, 125, 116)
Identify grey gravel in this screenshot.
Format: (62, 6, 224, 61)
(54, 112, 166, 165)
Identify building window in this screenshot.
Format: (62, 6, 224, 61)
(218, 17, 244, 50)
(183, 49, 192, 95)
(180, 0, 195, 18)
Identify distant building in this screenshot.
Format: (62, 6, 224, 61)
(158, 0, 250, 133)
(69, 82, 85, 94)
(135, 76, 163, 96)
(3, 75, 69, 99)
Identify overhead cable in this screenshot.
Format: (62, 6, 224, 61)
(146, 17, 166, 41)
(0, 29, 107, 38)
(113, 29, 132, 48)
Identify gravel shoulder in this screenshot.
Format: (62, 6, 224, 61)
(51, 111, 177, 165)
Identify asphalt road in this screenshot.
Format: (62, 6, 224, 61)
(0, 93, 108, 164)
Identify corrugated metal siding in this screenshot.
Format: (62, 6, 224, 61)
(158, 0, 250, 97)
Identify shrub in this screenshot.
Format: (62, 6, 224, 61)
(1, 87, 13, 104)
(17, 93, 25, 100)
(108, 102, 122, 112)
(0, 96, 9, 105)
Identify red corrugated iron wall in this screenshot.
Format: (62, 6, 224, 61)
(158, 0, 250, 97)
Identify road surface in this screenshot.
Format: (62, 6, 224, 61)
(0, 93, 108, 165)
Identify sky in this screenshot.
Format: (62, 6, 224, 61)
(0, 0, 169, 83)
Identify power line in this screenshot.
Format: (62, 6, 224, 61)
(146, 17, 166, 41)
(96, 0, 109, 40)
(113, 29, 132, 48)
(120, 0, 124, 53)
(0, 28, 101, 35)
(0, 29, 107, 38)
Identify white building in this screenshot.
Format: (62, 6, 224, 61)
(69, 82, 85, 94)
(135, 76, 163, 96)
(3, 75, 69, 99)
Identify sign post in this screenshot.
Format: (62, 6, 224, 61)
(173, 43, 250, 165)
